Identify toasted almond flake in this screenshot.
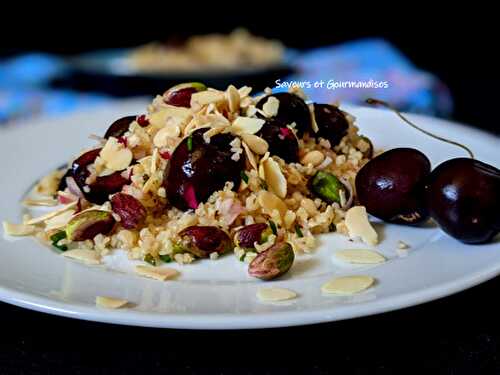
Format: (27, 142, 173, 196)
(25, 201, 78, 225)
(2, 221, 36, 236)
(135, 265, 179, 281)
(149, 107, 191, 128)
(242, 142, 258, 170)
(62, 249, 101, 265)
(230, 117, 265, 135)
(100, 137, 133, 171)
(300, 150, 324, 166)
(153, 125, 180, 147)
(258, 161, 266, 180)
(238, 86, 252, 98)
(321, 275, 375, 295)
(335, 249, 386, 264)
(345, 206, 379, 246)
(240, 133, 268, 155)
(22, 198, 58, 207)
(258, 190, 287, 217)
(262, 96, 280, 117)
(226, 85, 240, 113)
(263, 158, 287, 198)
(257, 287, 297, 302)
(191, 91, 224, 106)
(150, 148, 159, 174)
(96, 296, 129, 309)
(308, 103, 319, 133)
(44, 210, 75, 231)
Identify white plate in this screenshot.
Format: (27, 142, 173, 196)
(0, 99, 498, 329)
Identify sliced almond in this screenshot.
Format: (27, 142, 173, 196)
(135, 265, 179, 281)
(241, 133, 268, 155)
(300, 150, 324, 166)
(22, 198, 58, 207)
(3, 221, 36, 236)
(44, 210, 75, 231)
(345, 206, 378, 246)
(308, 103, 319, 133)
(191, 91, 224, 106)
(230, 117, 265, 135)
(25, 201, 78, 225)
(226, 85, 240, 113)
(321, 275, 375, 295)
(241, 141, 258, 170)
(238, 86, 252, 98)
(95, 296, 129, 309)
(335, 249, 386, 264)
(262, 96, 280, 117)
(100, 137, 133, 171)
(257, 287, 297, 302)
(149, 106, 191, 128)
(258, 190, 287, 217)
(263, 158, 287, 198)
(153, 124, 180, 147)
(62, 249, 102, 265)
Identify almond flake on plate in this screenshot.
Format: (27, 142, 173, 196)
(62, 249, 102, 265)
(226, 85, 240, 113)
(44, 209, 75, 231)
(2, 221, 36, 236)
(334, 249, 386, 264)
(345, 206, 378, 246)
(257, 287, 297, 302)
(25, 201, 78, 225)
(22, 198, 58, 207)
(258, 190, 288, 217)
(96, 296, 129, 309)
(321, 275, 375, 295)
(134, 265, 179, 281)
(242, 142, 258, 170)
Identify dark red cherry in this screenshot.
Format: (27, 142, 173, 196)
(71, 149, 128, 204)
(104, 115, 136, 139)
(257, 119, 299, 163)
(313, 103, 349, 146)
(256, 93, 311, 136)
(164, 129, 245, 211)
(426, 158, 500, 244)
(355, 148, 431, 225)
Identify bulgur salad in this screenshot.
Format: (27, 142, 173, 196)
(3, 82, 380, 281)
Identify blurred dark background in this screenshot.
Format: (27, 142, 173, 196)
(0, 8, 497, 133)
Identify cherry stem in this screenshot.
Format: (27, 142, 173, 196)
(366, 98, 474, 159)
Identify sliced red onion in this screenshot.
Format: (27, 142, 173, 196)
(66, 176, 84, 199)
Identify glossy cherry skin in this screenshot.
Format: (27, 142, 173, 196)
(256, 93, 311, 136)
(104, 115, 136, 139)
(257, 119, 299, 163)
(71, 149, 129, 204)
(355, 148, 431, 225)
(426, 158, 500, 244)
(164, 129, 245, 211)
(313, 104, 349, 146)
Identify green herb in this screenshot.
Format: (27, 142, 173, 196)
(50, 230, 68, 252)
(187, 136, 193, 152)
(295, 224, 304, 238)
(159, 254, 172, 263)
(240, 171, 249, 184)
(144, 253, 157, 266)
(269, 220, 277, 235)
(240, 252, 246, 262)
